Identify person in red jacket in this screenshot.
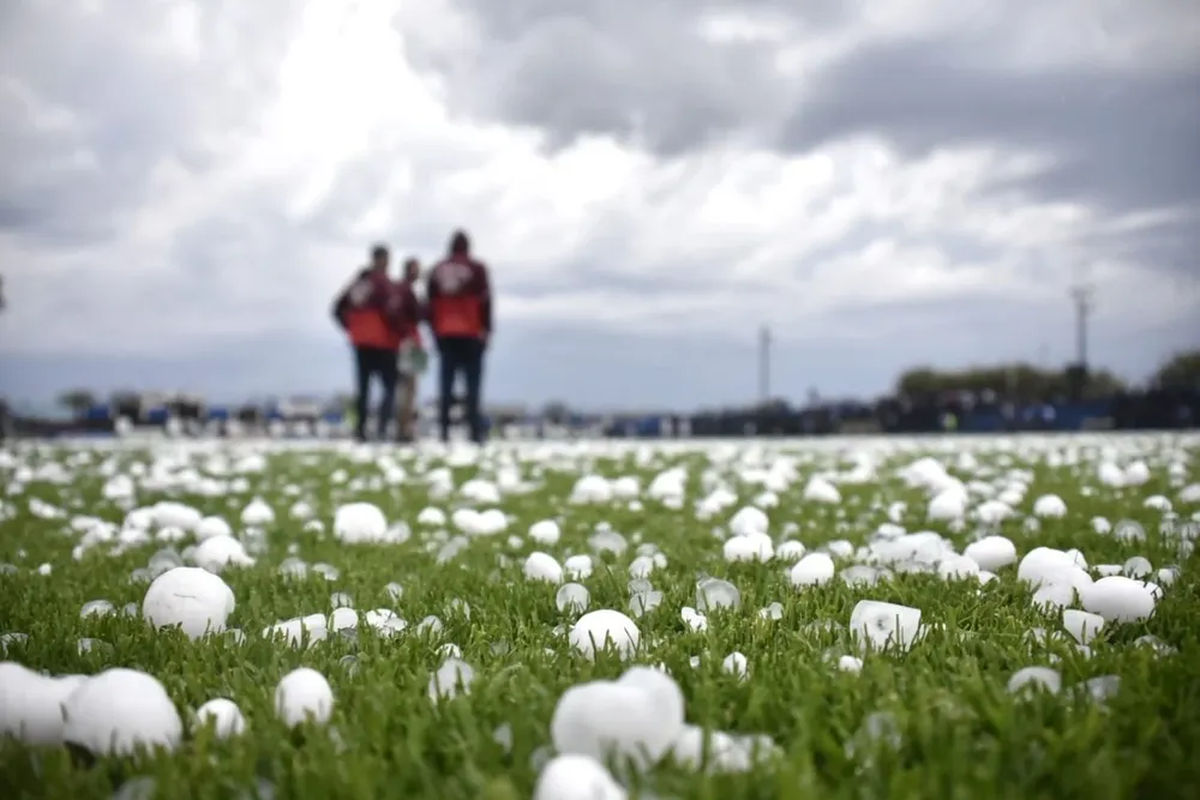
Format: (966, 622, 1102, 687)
(394, 257, 426, 443)
(332, 244, 411, 442)
(426, 229, 492, 444)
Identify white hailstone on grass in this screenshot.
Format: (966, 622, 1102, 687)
(973, 499, 1013, 525)
(62, 669, 183, 755)
(556, 583, 590, 613)
(1017, 547, 1092, 591)
(529, 519, 562, 545)
(1032, 494, 1068, 518)
(802, 476, 841, 504)
(564, 554, 594, 580)
(721, 652, 749, 680)
(849, 600, 922, 653)
(533, 753, 627, 800)
(1097, 461, 1125, 487)
(416, 506, 446, 526)
(428, 657, 475, 703)
(1123, 556, 1153, 579)
(192, 535, 254, 573)
(790, 553, 835, 587)
(696, 576, 741, 611)
(1062, 609, 1105, 645)
(275, 668, 334, 727)
(628, 555, 655, 578)
(333, 502, 390, 543)
(1080, 576, 1158, 622)
(194, 516, 233, 541)
(264, 614, 328, 648)
(551, 666, 684, 771)
(728, 506, 768, 538)
(776, 540, 806, 561)
(937, 555, 980, 581)
(1124, 461, 1151, 485)
(1032, 583, 1074, 612)
(524, 552, 564, 583)
(927, 487, 968, 521)
(151, 501, 202, 532)
(1145, 495, 1171, 512)
(837, 655, 864, 674)
(240, 498, 275, 526)
(142, 567, 235, 639)
(825, 539, 854, 558)
(571, 475, 613, 504)
(194, 698, 246, 738)
(723, 532, 773, 563)
(963, 536, 1017, 571)
(680, 606, 708, 632)
(460, 478, 500, 504)
(329, 607, 358, 632)
(569, 609, 640, 661)
(1007, 666, 1061, 696)
(0, 663, 86, 744)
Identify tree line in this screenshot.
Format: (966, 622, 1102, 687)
(51, 349, 1200, 420)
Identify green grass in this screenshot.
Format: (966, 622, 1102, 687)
(1, 434, 1199, 800)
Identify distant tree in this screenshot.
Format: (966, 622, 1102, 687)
(57, 389, 97, 419)
(896, 363, 1125, 402)
(542, 401, 571, 425)
(1153, 349, 1200, 388)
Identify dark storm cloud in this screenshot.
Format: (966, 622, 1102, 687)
(782, 34, 1200, 214)
(429, 0, 801, 155)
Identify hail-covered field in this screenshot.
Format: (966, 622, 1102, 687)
(1, 434, 1199, 800)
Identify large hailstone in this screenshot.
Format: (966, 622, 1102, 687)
(275, 668, 334, 727)
(0, 663, 87, 744)
(534, 753, 627, 800)
(849, 600, 922, 653)
(333, 502, 388, 543)
(569, 610, 640, 661)
(1080, 576, 1157, 622)
(142, 566, 236, 639)
(551, 666, 685, 771)
(62, 669, 183, 755)
(194, 698, 246, 738)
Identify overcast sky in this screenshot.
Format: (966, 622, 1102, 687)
(1, 0, 1197, 411)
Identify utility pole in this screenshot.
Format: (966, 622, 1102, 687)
(757, 326, 771, 406)
(1069, 283, 1095, 368)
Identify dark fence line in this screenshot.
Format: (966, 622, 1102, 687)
(3, 387, 1197, 441)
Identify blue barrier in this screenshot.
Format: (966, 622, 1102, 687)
(84, 404, 112, 422)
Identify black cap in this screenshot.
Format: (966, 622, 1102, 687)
(449, 230, 470, 255)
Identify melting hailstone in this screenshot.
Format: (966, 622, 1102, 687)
(849, 600, 922, 653)
(62, 669, 183, 756)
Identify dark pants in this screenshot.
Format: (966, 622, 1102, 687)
(436, 336, 485, 444)
(353, 346, 398, 441)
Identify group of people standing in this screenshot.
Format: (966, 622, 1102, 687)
(332, 230, 492, 444)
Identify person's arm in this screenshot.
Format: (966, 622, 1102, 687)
(478, 263, 493, 337)
(332, 268, 367, 329)
(423, 268, 440, 326)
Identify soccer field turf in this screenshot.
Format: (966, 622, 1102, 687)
(1, 434, 1198, 800)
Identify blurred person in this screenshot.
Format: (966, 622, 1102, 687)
(395, 257, 427, 442)
(426, 229, 492, 444)
(332, 244, 413, 442)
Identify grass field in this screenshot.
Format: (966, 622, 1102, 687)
(2, 433, 1199, 800)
